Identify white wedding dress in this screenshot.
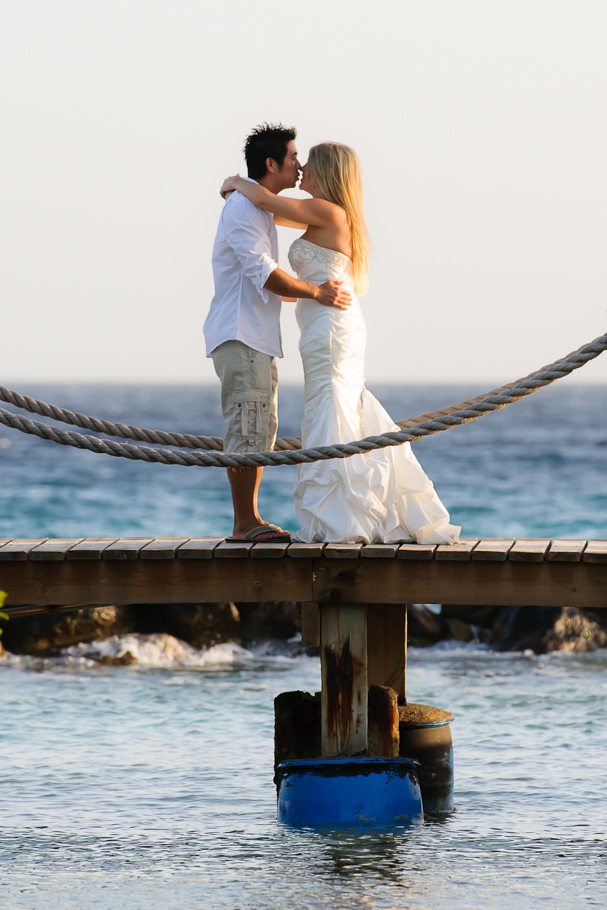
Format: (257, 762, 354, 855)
(288, 238, 460, 545)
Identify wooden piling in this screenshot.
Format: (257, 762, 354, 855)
(274, 690, 321, 782)
(320, 603, 368, 757)
(367, 604, 407, 702)
(368, 685, 399, 757)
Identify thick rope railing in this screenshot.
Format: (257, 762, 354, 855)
(0, 385, 300, 451)
(2, 332, 606, 452)
(1, 331, 606, 468)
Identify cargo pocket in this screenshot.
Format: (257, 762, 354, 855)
(233, 389, 271, 453)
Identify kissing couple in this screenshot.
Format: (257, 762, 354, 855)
(203, 123, 460, 546)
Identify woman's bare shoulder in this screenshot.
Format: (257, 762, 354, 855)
(309, 197, 347, 223)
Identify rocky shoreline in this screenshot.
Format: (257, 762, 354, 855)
(410, 603, 607, 653)
(1, 601, 606, 660)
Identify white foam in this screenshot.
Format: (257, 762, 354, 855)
(64, 633, 256, 668)
(0, 632, 315, 673)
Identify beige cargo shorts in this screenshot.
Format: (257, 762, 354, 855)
(212, 340, 278, 455)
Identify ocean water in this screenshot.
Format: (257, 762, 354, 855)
(1, 380, 607, 908)
(1, 380, 606, 541)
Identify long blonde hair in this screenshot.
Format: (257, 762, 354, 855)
(306, 142, 368, 295)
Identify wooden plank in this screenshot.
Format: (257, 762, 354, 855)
(103, 538, 155, 560)
(583, 540, 607, 564)
(509, 538, 551, 562)
(471, 538, 515, 561)
(250, 541, 290, 558)
(177, 537, 225, 559)
(140, 537, 190, 559)
(0, 557, 313, 606)
(361, 544, 399, 559)
(66, 538, 119, 560)
(320, 603, 367, 757)
(312, 558, 607, 608)
(0, 539, 13, 549)
(547, 539, 588, 562)
(0, 539, 49, 561)
(214, 541, 255, 558)
(435, 538, 479, 561)
(324, 543, 363, 559)
(286, 542, 325, 558)
(367, 604, 406, 701)
(29, 539, 83, 561)
(300, 602, 320, 647)
(398, 543, 437, 560)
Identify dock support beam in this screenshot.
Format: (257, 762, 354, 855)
(367, 604, 407, 702)
(320, 603, 368, 757)
(319, 603, 409, 756)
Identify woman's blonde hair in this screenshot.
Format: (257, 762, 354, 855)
(306, 142, 368, 295)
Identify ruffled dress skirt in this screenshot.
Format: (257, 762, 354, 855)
(292, 298, 460, 545)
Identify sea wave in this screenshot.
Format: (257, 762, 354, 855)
(0, 632, 311, 672)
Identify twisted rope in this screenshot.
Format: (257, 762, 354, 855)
(0, 384, 301, 451)
(1, 332, 605, 467)
(2, 332, 606, 452)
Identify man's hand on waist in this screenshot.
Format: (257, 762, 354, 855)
(264, 269, 352, 308)
(313, 280, 352, 310)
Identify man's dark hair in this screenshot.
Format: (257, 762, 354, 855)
(244, 123, 297, 180)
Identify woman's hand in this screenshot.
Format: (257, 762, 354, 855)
(220, 175, 239, 200)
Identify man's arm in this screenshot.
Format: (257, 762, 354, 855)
(223, 203, 284, 305)
(264, 268, 351, 310)
(224, 200, 351, 310)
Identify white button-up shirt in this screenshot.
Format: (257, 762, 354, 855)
(204, 183, 282, 358)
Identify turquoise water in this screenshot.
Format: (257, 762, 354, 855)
(1, 644, 606, 908)
(1, 381, 607, 908)
(1, 381, 606, 540)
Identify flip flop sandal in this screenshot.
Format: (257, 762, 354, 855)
(224, 524, 291, 543)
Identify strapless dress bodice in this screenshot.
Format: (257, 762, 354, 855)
(288, 237, 354, 286)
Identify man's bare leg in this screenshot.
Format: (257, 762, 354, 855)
(227, 467, 290, 540)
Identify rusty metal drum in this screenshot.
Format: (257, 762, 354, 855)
(399, 704, 454, 817)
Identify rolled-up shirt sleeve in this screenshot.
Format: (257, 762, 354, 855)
(224, 202, 278, 305)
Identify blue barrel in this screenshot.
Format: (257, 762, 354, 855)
(276, 757, 423, 826)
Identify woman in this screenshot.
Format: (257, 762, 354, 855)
(221, 143, 459, 544)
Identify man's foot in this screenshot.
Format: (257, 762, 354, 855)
(227, 523, 291, 543)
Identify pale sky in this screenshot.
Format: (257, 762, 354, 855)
(1, 0, 606, 387)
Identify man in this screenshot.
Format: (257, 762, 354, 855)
(204, 123, 351, 542)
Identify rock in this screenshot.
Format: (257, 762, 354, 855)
(437, 603, 607, 652)
(0, 600, 303, 656)
(544, 607, 607, 653)
(132, 602, 242, 650)
(490, 605, 555, 652)
(407, 604, 445, 646)
(486, 604, 607, 653)
(442, 604, 501, 629)
(1, 605, 137, 656)
(237, 601, 301, 643)
(131, 601, 301, 648)
(446, 617, 476, 643)
(97, 651, 137, 667)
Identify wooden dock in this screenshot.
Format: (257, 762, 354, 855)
(1, 536, 606, 609)
(2, 534, 606, 760)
